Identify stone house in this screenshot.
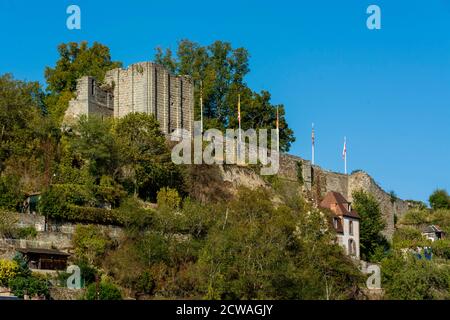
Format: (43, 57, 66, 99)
(320, 191, 361, 259)
(422, 225, 445, 242)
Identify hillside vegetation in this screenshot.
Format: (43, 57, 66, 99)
(1, 41, 450, 300)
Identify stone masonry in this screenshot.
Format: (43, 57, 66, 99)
(277, 154, 410, 240)
(65, 62, 194, 134)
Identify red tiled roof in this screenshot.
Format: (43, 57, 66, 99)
(320, 191, 348, 209)
(319, 191, 360, 219)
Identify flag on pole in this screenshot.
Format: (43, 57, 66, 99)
(342, 137, 347, 160)
(276, 107, 279, 131)
(312, 123, 315, 147)
(200, 80, 204, 133)
(343, 136, 347, 174)
(237, 94, 242, 148)
(238, 94, 241, 125)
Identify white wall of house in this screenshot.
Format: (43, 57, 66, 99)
(341, 217, 360, 259)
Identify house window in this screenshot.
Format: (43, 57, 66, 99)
(349, 220, 354, 235)
(333, 218, 338, 229)
(348, 239, 356, 256)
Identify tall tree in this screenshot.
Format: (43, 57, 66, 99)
(68, 115, 118, 180)
(352, 189, 387, 261)
(155, 39, 295, 151)
(113, 113, 184, 200)
(44, 42, 122, 123)
(429, 189, 450, 211)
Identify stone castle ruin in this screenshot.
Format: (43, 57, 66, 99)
(64, 60, 410, 240)
(65, 62, 194, 134)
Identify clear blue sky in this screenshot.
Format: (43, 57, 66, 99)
(0, 0, 449, 203)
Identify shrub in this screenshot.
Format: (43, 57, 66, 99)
(38, 183, 95, 218)
(73, 225, 112, 266)
(0, 175, 22, 210)
(16, 226, 37, 239)
(431, 240, 450, 259)
(381, 253, 450, 300)
(400, 210, 429, 226)
(8, 275, 50, 299)
(429, 189, 450, 211)
(84, 281, 122, 300)
(66, 205, 118, 225)
(393, 227, 429, 249)
(0, 259, 19, 286)
(157, 187, 181, 210)
(0, 210, 18, 238)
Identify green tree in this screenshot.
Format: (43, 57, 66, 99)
(84, 281, 123, 300)
(0, 74, 44, 171)
(381, 252, 450, 300)
(69, 115, 118, 180)
(114, 113, 184, 200)
(352, 189, 387, 261)
(429, 189, 450, 211)
(155, 40, 295, 151)
(73, 225, 112, 266)
(197, 188, 362, 299)
(44, 42, 122, 122)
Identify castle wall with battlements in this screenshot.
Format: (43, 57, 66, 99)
(65, 62, 194, 134)
(278, 153, 410, 240)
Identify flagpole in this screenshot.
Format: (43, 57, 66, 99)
(200, 80, 203, 134)
(238, 94, 242, 143)
(344, 136, 347, 175)
(312, 123, 315, 165)
(276, 107, 280, 152)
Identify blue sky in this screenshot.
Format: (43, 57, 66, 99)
(0, 0, 449, 202)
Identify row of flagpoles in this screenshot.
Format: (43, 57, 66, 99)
(198, 85, 346, 174)
(312, 124, 348, 174)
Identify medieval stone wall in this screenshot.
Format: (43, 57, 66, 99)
(277, 153, 410, 240)
(67, 62, 194, 134)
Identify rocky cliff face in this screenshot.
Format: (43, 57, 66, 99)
(220, 153, 410, 240)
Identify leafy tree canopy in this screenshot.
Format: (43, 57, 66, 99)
(352, 189, 387, 261)
(429, 189, 450, 211)
(44, 42, 122, 122)
(155, 40, 295, 151)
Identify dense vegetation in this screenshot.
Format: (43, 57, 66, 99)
(72, 187, 364, 299)
(155, 40, 295, 152)
(377, 189, 450, 299)
(0, 41, 449, 300)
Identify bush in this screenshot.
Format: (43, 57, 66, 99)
(0, 175, 22, 210)
(38, 183, 95, 218)
(84, 281, 122, 300)
(429, 189, 450, 211)
(381, 253, 450, 300)
(8, 275, 50, 299)
(0, 210, 18, 238)
(393, 227, 427, 249)
(66, 205, 118, 225)
(73, 225, 112, 266)
(0, 259, 19, 286)
(431, 240, 450, 259)
(400, 210, 429, 226)
(16, 226, 37, 239)
(157, 187, 181, 210)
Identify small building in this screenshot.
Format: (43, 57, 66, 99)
(422, 225, 445, 242)
(16, 248, 70, 271)
(319, 191, 361, 259)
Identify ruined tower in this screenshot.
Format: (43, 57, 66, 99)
(65, 62, 194, 134)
